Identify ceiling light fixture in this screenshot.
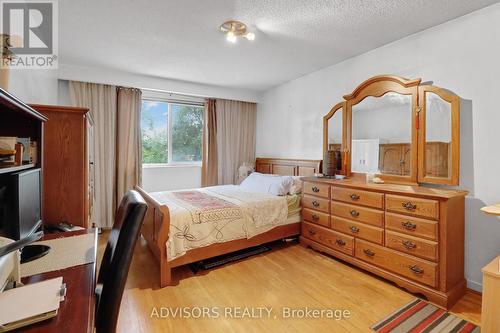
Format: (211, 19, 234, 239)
(220, 20, 255, 43)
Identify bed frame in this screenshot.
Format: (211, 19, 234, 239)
(135, 157, 322, 287)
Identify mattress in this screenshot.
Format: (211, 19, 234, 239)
(150, 185, 301, 261)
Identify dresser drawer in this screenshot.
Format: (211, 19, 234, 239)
(303, 182, 330, 199)
(385, 195, 439, 220)
(385, 230, 438, 261)
(355, 239, 438, 288)
(302, 222, 354, 256)
(385, 212, 438, 241)
(331, 187, 384, 209)
(303, 195, 330, 213)
(331, 201, 383, 227)
(302, 208, 330, 228)
(332, 216, 383, 245)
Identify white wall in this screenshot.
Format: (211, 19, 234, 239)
(257, 3, 500, 291)
(8, 63, 260, 105)
(57, 64, 260, 103)
(142, 165, 201, 192)
(8, 69, 58, 104)
(352, 104, 412, 143)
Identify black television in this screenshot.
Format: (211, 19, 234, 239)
(0, 168, 48, 262)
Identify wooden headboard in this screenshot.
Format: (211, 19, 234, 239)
(255, 158, 322, 177)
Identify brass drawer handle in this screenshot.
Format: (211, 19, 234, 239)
(312, 200, 320, 207)
(308, 229, 316, 236)
(312, 214, 319, 221)
(312, 186, 320, 193)
(402, 202, 417, 211)
(409, 265, 424, 275)
(363, 249, 375, 257)
(401, 221, 417, 230)
(350, 210, 359, 217)
(350, 194, 360, 201)
(349, 226, 360, 233)
(335, 239, 346, 246)
(402, 240, 416, 249)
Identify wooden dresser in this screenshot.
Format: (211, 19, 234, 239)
(31, 105, 94, 228)
(300, 177, 467, 309)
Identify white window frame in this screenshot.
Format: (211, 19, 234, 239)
(141, 96, 204, 168)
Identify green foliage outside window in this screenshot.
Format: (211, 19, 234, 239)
(141, 100, 203, 164)
(172, 105, 203, 162)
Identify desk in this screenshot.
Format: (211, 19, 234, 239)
(14, 229, 97, 333)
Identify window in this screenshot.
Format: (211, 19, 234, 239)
(141, 99, 204, 165)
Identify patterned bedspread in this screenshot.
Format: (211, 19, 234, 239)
(150, 185, 289, 261)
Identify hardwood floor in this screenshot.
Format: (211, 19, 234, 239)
(99, 232, 482, 332)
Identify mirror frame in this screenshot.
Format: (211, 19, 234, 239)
(322, 75, 460, 186)
(323, 101, 346, 175)
(417, 85, 460, 185)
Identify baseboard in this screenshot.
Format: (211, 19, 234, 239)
(466, 279, 482, 292)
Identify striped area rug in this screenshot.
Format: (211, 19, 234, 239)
(371, 299, 480, 333)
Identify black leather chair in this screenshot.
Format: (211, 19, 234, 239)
(95, 190, 147, 333)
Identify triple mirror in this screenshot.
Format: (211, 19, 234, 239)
(323, 75, 460, 185)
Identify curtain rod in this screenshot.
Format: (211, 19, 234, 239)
(142, 97, 205, 107)
(140, 87, 209, 100)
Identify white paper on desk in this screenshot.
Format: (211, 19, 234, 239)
(0, 277, 64, 326)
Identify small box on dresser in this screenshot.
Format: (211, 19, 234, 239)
(300, 177, 467, 309)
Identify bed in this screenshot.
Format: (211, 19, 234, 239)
(135, 157, 322, 287)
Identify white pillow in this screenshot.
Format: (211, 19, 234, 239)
(289, 176, 303, 195)
(239, 172, 293, 196)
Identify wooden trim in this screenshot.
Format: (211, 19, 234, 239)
(343, 75, 421, 100)
(301, 177, 468, 199)
(417, 85, 460, 186)
(467, 288, 482, 296)
(29, 104, 89, 114)
(134, 185, 172, 287)
(255, 157, 322, 176)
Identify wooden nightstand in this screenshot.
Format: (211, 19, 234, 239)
(482, 256, 500, 332)
(480, 204, 500, 332)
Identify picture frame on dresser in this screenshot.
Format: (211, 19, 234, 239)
(302, 75, 467, 310)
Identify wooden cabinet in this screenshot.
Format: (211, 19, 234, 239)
(379, 143, 411, 176)
(300, 177, 467, 309)
(378, 142, 449, 178)
(31, 105, 94, 228)
(425, 142, 450, 178)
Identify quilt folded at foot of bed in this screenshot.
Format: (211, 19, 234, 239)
(150, 185, 288, 261)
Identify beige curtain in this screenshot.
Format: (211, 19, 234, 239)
(116, 87, 142, 205)
(215, 99, 257, 185)
(70, 81, 117, 228)
(201, 99, 218, 186)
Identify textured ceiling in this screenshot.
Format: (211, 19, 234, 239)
(60, 0, 499, 91)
